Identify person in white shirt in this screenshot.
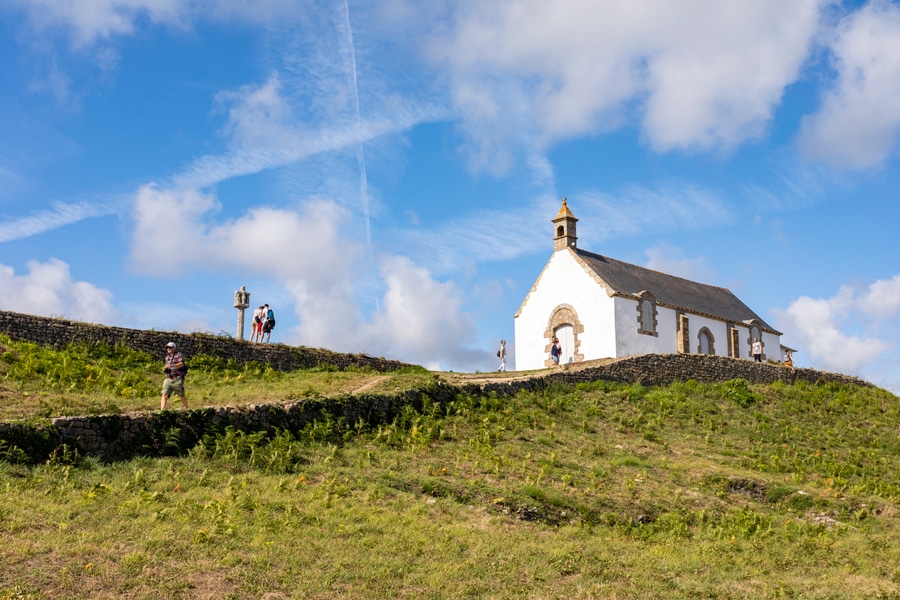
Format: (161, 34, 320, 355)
(250, 305, 265, 343)
(752, 338, 763, 363)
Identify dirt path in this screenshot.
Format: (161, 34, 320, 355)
(436, 357, 622, 386)
(350, 357, 622, 394)
(351, 376, 389, 394)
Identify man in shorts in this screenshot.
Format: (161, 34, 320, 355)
(161, 342, 188, 410)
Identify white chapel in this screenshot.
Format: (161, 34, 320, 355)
(513, 198, 787, 370)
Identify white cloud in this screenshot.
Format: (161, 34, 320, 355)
(283, 254, 482, 369)
(576, 182, 734, 246)
(798, 0, 900, 169)
(775, 273, 900, 391)
(214, 74, 296, 150)
(129, 184, 356, 284)
(129, 184, 220, 274)
(0, 200, 120, 244)
(10, 0, 311, 47)
(128, 184, 481, 369)
(0, 258, 115, 322)
(426, 0, 825, 172)
(175, 75, 444, 191)
(24, 54, 74, 105)
(866, 274, 900, 318)
(12, 0, 187, 47)
(393, 182, 734, 277)
(643, 243, 714, 282)
(362, 255, 478, 368)
(641, 1, 823, 152)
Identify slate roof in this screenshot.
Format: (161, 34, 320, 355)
(575, 248, 780, 333)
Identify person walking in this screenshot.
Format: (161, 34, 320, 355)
(752, 338, 763, 363)
(497, 340, 507, 372)
(262, 304, 276, 343)
(161, 342, 188, 410)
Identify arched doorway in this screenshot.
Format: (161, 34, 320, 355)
(543, 304, 584, 367)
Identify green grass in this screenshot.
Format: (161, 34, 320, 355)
(0, 336, 435, 422)
(1, 339, 900, 598)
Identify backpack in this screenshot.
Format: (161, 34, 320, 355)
(497, 350, 501, 357)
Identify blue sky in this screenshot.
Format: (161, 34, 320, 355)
(0, 0, 898, 392)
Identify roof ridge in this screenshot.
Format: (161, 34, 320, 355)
(575, 247, 734, 293)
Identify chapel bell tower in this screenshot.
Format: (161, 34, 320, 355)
(552, 197, 578, 252)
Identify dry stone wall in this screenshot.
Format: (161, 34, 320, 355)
(0, 311, 875, 464)
(0, 310, 410, 372)
(45, 385, 459, 461)
(2, 353, 872, 463)
(471, 353, 870, 396)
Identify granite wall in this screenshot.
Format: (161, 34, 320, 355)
(0, 310, 412, 372)
(470, 353, 870, 396)
(1, 353, 872, 463)
(0, 311, 875, 464)
(0, 385, 460, 463)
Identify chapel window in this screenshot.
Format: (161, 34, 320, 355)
(698, 328, 715, 355)
(636, 291, 657, 336)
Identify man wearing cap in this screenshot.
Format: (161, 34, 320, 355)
(161, 342, 188, 410)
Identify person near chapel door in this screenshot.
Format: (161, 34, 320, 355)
(550, 337, 561, 367)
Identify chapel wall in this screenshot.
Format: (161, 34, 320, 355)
(682, 313, 729, 357)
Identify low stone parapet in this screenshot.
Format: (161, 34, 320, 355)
(0, 310, 411, 373)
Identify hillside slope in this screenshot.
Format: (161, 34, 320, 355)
(2, 371, 899, 598)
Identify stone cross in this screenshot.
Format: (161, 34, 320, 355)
(233, 286, 251, 340)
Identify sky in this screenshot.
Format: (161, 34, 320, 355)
(0, 0, 898, 393)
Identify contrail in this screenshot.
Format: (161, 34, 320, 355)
(341, 0, 371, 247)
(340, 0, 380, 310)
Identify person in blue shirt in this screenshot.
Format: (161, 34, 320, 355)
(550, 337, 561, 367)
(262, 304, 276, 343)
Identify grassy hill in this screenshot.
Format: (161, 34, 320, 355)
(1, 337, 899, 599)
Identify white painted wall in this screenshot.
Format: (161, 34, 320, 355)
(514, 249, 785, 368)
(514, 250, 616, 370)
(762, 331, 781, 362)
(685, 313, 729, 357)
(614, 298, 676, 356)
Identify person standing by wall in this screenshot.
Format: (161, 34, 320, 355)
(752, 338, 763, 363)
(250, 305, 265, 343)
(161, 342, 188, 410)
(497, 340, 507, 372)
(262, 304, 276, 343)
